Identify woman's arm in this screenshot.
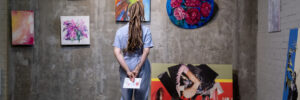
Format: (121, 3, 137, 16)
(182, 71, 201, 98)
(114, 47, 134, 81)
(132, 47, 150, 77)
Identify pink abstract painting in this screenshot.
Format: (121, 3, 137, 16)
(11, 10, 34, 45)
(60, 16, 90, 45)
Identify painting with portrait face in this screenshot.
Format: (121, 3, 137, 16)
(151, 63, 232, 100)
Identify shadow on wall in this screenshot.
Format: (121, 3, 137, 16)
(233, 70, 240, 100)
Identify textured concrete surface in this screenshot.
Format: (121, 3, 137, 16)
(150, 0, 234, 64)
(234, 0, 257, 100)
(6, 0, 257, 100)
(257, 0, 300, 100)
(0, 0, 8, 100)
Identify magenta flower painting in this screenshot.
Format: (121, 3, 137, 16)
(60, 16, 90, 45)
(166, 0, 215, 29)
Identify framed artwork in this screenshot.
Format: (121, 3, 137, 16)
(151, 63, 232, 100)
(11, 10, 34, 45)
(115, 0, 150, 21)
(166, 0, 215, 29)
(282, 28, 299, 100)
(60, 16, 90, 45)
(268, 0, 280, 32)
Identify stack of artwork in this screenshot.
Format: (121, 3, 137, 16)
(151, 63, 233, 100)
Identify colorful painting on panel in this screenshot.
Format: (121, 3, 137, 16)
(115, 0, 150, 21)
(268, 0, 280, 32)
(60, 16, 90, 45)
(151, 63, 232, 100)
(11, 10, 34, 45)
(282, 28, 300, 100)
(166, 0, 216, 29)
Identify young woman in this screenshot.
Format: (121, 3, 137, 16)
(113, 1, 153, 100)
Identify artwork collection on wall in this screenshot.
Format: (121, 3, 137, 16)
(11, 0, 219, 46)
(11, 10, 91, 45)
(11, 10, 34, 45)
(115, 0, 151, 21)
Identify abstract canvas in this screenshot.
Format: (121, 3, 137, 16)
(151, 63, 232, 100)
(282, 28, 299, 100)
(115, 0, 150, 21)
(166, 0, 215, 29)
(12, 10, 34, 45)
(60, 16, 90, 45)
(268, 0, 280, 32)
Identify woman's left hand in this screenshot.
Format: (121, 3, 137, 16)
(132, 68, 140, 77)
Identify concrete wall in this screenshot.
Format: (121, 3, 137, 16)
(0, 0, 8, 99)
(151, 0, 234, 64)
(234, 0, 257, 100)
(257, 0, 300, 100)
(6, 0, 257, 100)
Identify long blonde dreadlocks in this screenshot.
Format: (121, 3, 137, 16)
(125, 1, 145, 53)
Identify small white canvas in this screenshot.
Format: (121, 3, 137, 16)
(61, 16, 90, 45)
(123, 78, 142, 89)
(268, 0, 280, 32)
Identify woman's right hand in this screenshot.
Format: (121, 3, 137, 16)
(127, 71, 135, 82)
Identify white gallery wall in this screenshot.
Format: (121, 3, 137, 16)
(257, 0, 300, 99)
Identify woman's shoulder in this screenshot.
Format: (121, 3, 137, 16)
(118, 24, 129, 31)
(142, 24, 150, 30)
(142, 25, 150, 33)
(116, 24, 129, 35)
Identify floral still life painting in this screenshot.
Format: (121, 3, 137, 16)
(60, 16, 90, 45)
(12, 10, 34, 45)
(167, 0, 215, 29)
